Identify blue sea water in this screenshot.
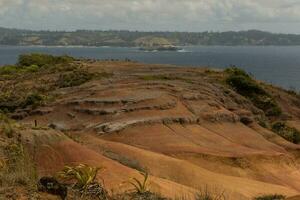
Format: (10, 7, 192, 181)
(0, 45, 299, 90)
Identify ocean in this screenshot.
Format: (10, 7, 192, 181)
(0, 45, 299, 90)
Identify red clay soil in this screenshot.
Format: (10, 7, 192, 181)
(16, 61, 300, 199)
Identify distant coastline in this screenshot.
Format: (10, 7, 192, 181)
(2, 27, 300, 46)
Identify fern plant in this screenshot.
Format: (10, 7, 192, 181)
(129, 172, 150, 194)
(58, 164, 101, 190)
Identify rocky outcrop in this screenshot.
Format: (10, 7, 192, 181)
(95, 116, 199, 134)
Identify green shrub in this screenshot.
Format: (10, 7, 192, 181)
(226, 75, 267, 96)
(129, 172, 150, 194)
(225, 67, 251, 78)
(24, 64, 39, 73)
(272, 122, 300, 144)
(0, 65, 20, 75)
(0, 90, 46, 112)
(0, 64, 39, 76)
(18, 53, 74, 67)
(58, 164, 101, 190)
(0, 114, 15, 138)
(23, 92, 45, 108)
(225, 67, 281, 117)
(57, 69, 93, 88)
(254, 194, 285, 200)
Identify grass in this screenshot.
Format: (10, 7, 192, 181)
(194, 186, 227, 200)
(0, 142, 37, 190)
(254, 194, 285, 200)
(272, 122, 300, 144)
(129, 172, 150, 194)
(111, 191, 167, 200)
(0, 113, 18, 138)
(225, 67, 282, 117)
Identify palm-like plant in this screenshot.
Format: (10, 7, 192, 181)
(58, 164, 101, 190)
(129, 172, 150, 194)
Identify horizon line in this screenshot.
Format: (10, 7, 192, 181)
(1, 26, 300, 35)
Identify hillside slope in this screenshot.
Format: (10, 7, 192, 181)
(1, 55, 300, 199)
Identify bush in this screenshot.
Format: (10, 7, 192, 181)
(129, 172, 150, 194)
(0, 89, 46, 112)
(58, 164, 101, 190)
(0, 65, 20, 75)
(226, 75, 267, 96)
(225, 67, 281, 117)
(24, 64, 39, 73)
(0, 64, 39, 76)
(272, 122, 300, 144)
(0, 114, 15, 138)
(23, 92, 45, 108)
(57, 69, 93, 88)
(225, 67, 251, 78)
(254, 194, 285, 200)
(18, 53, 74, 67)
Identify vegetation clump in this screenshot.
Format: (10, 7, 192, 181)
(225, 67, 282, 117)
(0, 114, 16, 138)
(57, 69, 93, 88)
(0, 54, 74, 77)
(0, 89, 47, 112)
(0, 142, 37, 190)
(194, 186, 227, 200)
(18, 53, 74, 67)
(58, 164, 101, 190)
(129, 172, 150, 195)
(112, 172, 167, 200)
(0, 64, 39, 76)
(116, 191, 167, 200)
(272, 122, 300, 144)
(254, 194, 285, 200)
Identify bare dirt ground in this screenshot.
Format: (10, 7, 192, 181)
(4, 60, 300, 199)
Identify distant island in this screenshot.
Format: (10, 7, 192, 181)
(1, 27, 300, 46)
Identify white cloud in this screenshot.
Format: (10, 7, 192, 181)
(0, 0, 300, 33)
(0, 0, 22, 14)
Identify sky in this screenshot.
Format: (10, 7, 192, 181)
(1, 0, 300, 33)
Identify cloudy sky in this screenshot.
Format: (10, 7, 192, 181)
(1, 0, 300, 33)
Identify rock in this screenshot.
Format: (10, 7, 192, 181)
(48, 123, 67, 131)
(95, 116, 198, 133)
(38, 177, 67, 200)
(240, 116, 254, 125)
